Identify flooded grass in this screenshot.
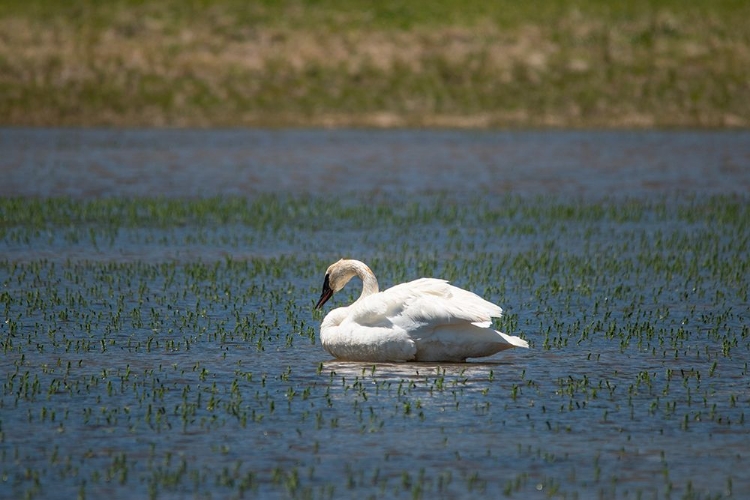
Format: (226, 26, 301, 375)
(1, 193, 748, 498)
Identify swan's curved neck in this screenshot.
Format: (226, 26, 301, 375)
(348, 260, 379, 301)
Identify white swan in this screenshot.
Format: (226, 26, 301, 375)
(314, 259, 529, 362)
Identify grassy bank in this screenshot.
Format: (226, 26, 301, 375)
(1, 0, 749, 128)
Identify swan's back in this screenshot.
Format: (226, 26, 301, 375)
(349, 278, 502, 329)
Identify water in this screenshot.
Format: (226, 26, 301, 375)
(1, 128, 749, 499)
(2, 128, 749, 197)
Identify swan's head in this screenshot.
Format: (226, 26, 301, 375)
(314, 259, 351, 310)
(314, 259, 377, 309)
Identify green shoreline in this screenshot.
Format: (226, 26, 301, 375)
(1, 0, 749, 128)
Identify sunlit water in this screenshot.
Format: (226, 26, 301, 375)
(3, 128, 749, 198)
(1, 129, 749, 499)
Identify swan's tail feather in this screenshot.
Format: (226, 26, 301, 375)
(497, 331, 529, 349)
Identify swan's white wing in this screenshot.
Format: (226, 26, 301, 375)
(349, 278, 502, 331)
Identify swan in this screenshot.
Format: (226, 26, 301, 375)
(314, 259, 529, 362)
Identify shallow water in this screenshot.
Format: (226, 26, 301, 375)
(1, 129, 749, 499)
(2, 128, 749, 198)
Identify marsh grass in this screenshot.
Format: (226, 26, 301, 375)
(1, 0, 748, 127)
(1, 193, 748, 498)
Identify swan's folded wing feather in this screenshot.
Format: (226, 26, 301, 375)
(343, 278, 439, 326)
(348, 278, 503, 334)
(399, 295, 495, 331)
(398, 279, 502, 325)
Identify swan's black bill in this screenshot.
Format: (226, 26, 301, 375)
(315, 274, 333, 309)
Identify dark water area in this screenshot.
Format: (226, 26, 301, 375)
(1, 128, 749, 499)
(2, 128, 749, 198)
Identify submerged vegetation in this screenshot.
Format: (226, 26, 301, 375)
(1, 194, 748, 498)
(1, 0, 749, 127)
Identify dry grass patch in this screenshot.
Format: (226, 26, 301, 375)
(0, 1, 748, 127)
